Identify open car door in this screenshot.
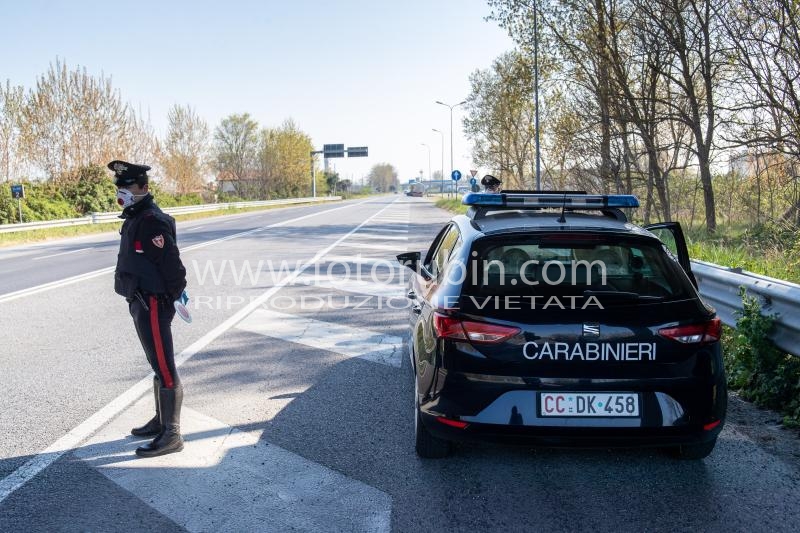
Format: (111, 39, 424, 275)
(645, 222, 698, 288)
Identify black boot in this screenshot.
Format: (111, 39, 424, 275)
(131, 377, 161, 437)
(136, 384, 184, 458)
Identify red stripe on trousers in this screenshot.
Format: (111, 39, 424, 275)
(149, 296, 174, 389)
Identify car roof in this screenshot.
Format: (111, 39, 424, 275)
(453, 210, 655, 240)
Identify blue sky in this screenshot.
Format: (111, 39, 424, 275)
(1, 0, 516, 184)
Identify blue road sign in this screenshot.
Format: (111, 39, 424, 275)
(11, 184, 24, 199)
(470, 177, 477, 186)
(451, 170, 462, 181)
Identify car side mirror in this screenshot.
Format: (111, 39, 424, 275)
(396, 251, 433, 281)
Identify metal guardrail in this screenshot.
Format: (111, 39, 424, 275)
(0, 196, 342, 233)
(692, 260, 800, 356)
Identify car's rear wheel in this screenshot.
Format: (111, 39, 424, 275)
(414, 379, 451, 459)
(672, 438, 717, 460)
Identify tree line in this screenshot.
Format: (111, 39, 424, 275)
(468, 0, 800, 232)
(0, 59, 329, 202)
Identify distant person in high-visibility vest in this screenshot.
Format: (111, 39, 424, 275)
(110, 160, 188, 458)
(481, 174, 502, 193)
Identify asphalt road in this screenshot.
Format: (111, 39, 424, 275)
(1, 195, 799, 532)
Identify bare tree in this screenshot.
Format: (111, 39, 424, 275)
(367, 163, 399, 192)
(19, 59, 142, 182)
(720, 0, 800, 222)
(160, 104, 209, 194)
(213, 113, 259, 198)
(463, 51, 537, 189)
(0, 80, 24, 182)
(633, 0, 729, 232)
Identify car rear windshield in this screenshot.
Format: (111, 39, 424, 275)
(461, 233, 695, 305)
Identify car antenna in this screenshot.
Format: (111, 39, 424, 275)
(557, 191, 568, 223)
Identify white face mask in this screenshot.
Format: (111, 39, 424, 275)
(117, 189, 144, 208)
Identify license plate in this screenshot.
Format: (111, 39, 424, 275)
(539, 392, 640, 417)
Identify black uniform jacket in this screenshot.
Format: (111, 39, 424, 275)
(114, 194, 187, 300)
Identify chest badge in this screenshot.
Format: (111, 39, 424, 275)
(152, 235, 165, 248)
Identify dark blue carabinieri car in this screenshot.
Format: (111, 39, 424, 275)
(397, 192, 726, 459)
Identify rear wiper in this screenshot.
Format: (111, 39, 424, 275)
(583, 290, 663, 301)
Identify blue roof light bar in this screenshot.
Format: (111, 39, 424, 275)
(462, 192, 639, 209)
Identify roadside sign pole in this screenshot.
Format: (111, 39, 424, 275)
(11, 184, 24, 222)
(451, 170, 462, 199)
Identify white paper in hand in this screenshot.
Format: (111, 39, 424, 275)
(174, 290, 192, 323)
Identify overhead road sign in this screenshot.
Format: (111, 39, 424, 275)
(323, 144, 345, 158)
(347, 146, 368, 157)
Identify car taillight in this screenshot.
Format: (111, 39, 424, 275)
(433, 312, 521, 344)
(658, 318, 721, 344)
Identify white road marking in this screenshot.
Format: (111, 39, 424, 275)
(74, 399, 391, 533)
(325, 254, 404, 267)
(341, 242, 407, 252)
(31, 247, 92, 261)
(352, 233, 408, 241)
(0, 199, 373, 305)
(236, 309, 403, 367)
(357, 227, 408, 233)
(293, 274, 404, 299)
(0, 198, 398, 503)
(190, 225, 205, 230)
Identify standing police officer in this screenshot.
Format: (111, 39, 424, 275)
(110, 160, 188, 458)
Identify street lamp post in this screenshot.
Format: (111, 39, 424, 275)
(432, 128, 444, 194)
(420, 143, 431, 189)
(435, 99, 466, 195)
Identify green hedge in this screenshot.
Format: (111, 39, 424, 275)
(1, 165, 209, 224)
(724, 288, 800, 428)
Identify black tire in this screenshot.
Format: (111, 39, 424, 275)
(415, 406, 452, 458)
(672, 438, 717, 460)
(414, 378, 451, 458)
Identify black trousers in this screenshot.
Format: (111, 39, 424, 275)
(129, 295, 180, 390)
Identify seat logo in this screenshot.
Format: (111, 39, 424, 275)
(583, 323, 600, 337)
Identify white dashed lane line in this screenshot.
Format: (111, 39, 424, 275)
(31, 247, 92, 261)
(341, 242, 407, 252)
(351, 233, 408, 241)
(356, 227, 408, 233)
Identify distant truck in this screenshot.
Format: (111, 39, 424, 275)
(405, 182, 425, 197)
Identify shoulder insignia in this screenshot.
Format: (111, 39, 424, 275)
(152, 235, 165, 248)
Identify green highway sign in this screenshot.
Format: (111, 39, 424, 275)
(347, 146, 368, 157)
(323, 144, 345, 158)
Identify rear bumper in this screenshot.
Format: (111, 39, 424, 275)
(420, 411, 723, 448)
(418, 373, 727, 448)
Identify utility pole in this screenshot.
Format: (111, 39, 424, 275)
(421, 143, 431, 184)
(432, 129, 444, 194)
(435, 99, 467, 191)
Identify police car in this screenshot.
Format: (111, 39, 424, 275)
(397, 192, 726, 459)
